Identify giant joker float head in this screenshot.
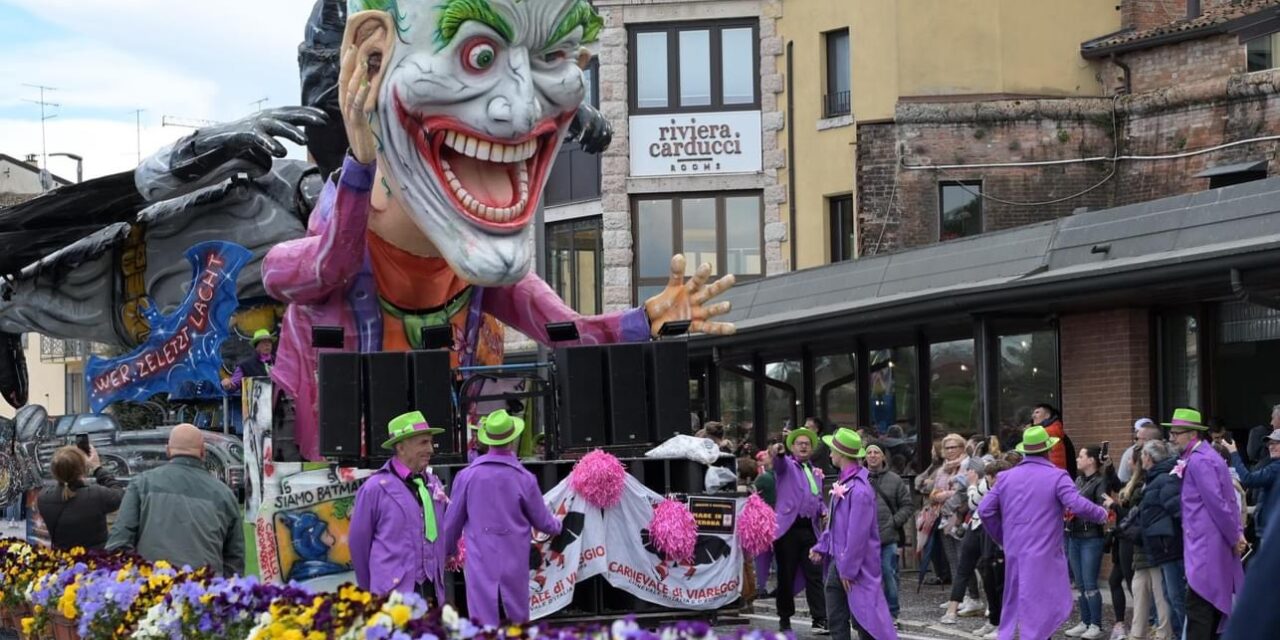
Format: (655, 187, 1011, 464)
(345, 0, 603, 286)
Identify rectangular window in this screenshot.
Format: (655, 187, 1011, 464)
(829, 194, 855, 262)
(545, 218, 603, 315)
(995, 329, 1060, 434)
(1247, 33, 1280, 72)
(930, 339, 978, 438)
(629, 21, 760, 114)
(545, 59, 601, 206)
(824, 29, 851, 117)
(939, 181, 983, 241)
(632, 192, 763, 304)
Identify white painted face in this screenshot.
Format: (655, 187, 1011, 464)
(372, 0, 597, 285)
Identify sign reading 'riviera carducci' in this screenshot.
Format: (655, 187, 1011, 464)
(630, 111, 762, 177)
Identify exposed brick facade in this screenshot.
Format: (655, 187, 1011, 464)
(857, 69, 1280, 255)
(1060, 309, 1152, 449)
(1123, 0, 1190, 32)
(1122, 34, 1244, 94)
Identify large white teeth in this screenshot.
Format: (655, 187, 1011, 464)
(443, 131, 538, 163)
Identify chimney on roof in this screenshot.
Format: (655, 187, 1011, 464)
(1188, 0, 1201, 19)
(24, 154, 37, 165)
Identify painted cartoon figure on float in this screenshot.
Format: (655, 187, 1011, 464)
(265, 0, 739, 461)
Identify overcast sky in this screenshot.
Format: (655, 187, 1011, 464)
(0, 0, 318, 181)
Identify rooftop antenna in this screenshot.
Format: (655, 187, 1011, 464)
(249, 97, 269, 112)
(129, 109, 145, 164)
(162, 115, 219, 129)
(22, 83, 59, 189)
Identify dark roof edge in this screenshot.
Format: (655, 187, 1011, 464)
(0, 153, 72, 187)
(690, 243, 1280, 354)
(1082, 6, 1280, 59)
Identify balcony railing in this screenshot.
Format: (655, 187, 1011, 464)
(823, 90, 851, 118)
(39, 335, 116, 363)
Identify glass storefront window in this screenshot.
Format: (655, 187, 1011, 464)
(813, 353, 857, 429)
(718, 367, 754, 448)
(930, 339, 977, 437)
(996, 330, 1059, 439)
(1161, 312, 1200, 416)
(868, 347, 917, 437)
(765, 359, 802, 445)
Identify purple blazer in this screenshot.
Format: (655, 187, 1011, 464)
(978, 456, 1107, 640)
(442, 450, 561, 626)
(1180, 441, 1244, 627)
(773, 453, 826, 540)
(347, 460, 448, 600)
(813, 464, 898, 640)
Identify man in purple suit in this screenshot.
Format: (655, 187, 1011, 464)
(1166, 408, 1245, 640)
(978, 426, 1108, 640)
(442, 410, 561, 626)
(769, 426, 829, 633)
(349, 411, 449, 602)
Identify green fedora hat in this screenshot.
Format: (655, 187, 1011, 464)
(251, 328, 276, 346)
(381, 410, 444, 450)
(1162, 407, 1208, 432)
(822, 427, 866, 459)
(1016, 425, 1061, 455)
(786, 427, 821, 451)
(477, 409, 525, 446)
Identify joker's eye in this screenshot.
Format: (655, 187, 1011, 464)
(462, 38, 497, 73)
(542, 50, 569, 64)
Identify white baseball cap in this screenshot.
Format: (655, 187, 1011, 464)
(1133, 418, 1155, 432)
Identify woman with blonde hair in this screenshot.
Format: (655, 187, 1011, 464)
(36, 445, 126, 550)
(932, 432, 986, 623)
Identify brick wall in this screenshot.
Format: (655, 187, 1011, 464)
(855, 122, 900, 256)
(856, 69, 1280, 255)
(1122, 34, 1243, 94)
(1122, 0, 1188, 31)
(1060, 309, 1152, 449)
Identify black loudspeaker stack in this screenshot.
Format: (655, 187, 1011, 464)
(554, 341, 690, 450)
(317, 351, 455, 462)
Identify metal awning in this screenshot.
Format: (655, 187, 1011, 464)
(1194, 160, 1268, 178)
(694, 175, 1280, 353)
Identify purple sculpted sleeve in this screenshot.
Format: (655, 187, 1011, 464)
(1055, 472, 1108, 524)
(1189, 456, 1244, 544)
(348, 484, 377, 591)
(522, 472, 562, 536)
(812, 529, 832, 558)
(484, 272, 650, 345)
(262, 156, 375, 304)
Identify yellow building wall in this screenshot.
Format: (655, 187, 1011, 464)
(778, 0, 1118, 268)
(0, 334, 67, 419)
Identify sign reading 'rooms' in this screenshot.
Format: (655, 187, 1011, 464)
(629, 111, 762, 177)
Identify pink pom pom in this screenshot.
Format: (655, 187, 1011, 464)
(737, 493, 776, 558)
(447, 538, 466, 572)
(649, 498, 697, 563)
(570, 449, 626, 509)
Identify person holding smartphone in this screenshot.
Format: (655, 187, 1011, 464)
(37, 443, 126, 550)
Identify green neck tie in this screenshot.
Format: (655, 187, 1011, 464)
(802, 463, 819, 496)
(411, 476, 438, 542)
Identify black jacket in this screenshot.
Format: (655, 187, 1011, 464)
(1067, 471, 1109, 538)
(868, 467, 915, 546)
(37, 466, 126, 550)
(1138, 456, 1183, 565)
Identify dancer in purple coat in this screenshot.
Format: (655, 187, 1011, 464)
(768, 427, 829, 632)
(811, 428, 897, 640)
(1165, 408, 1245, 640)
(978, 426, 1108, 640)
(442, 410, 561, 626)
(349, 411, 448, 601)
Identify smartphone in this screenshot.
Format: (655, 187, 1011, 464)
(1100, 441, 1110, 463)
(75, 433, 91, 455)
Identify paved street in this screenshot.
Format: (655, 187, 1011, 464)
(716, 575, 1120, 640)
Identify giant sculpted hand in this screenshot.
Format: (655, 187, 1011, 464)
(644, 255, 735, 337)
(338, 13, 391, 164)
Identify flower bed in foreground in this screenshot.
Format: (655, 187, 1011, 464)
(0, 540, 781, 640)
